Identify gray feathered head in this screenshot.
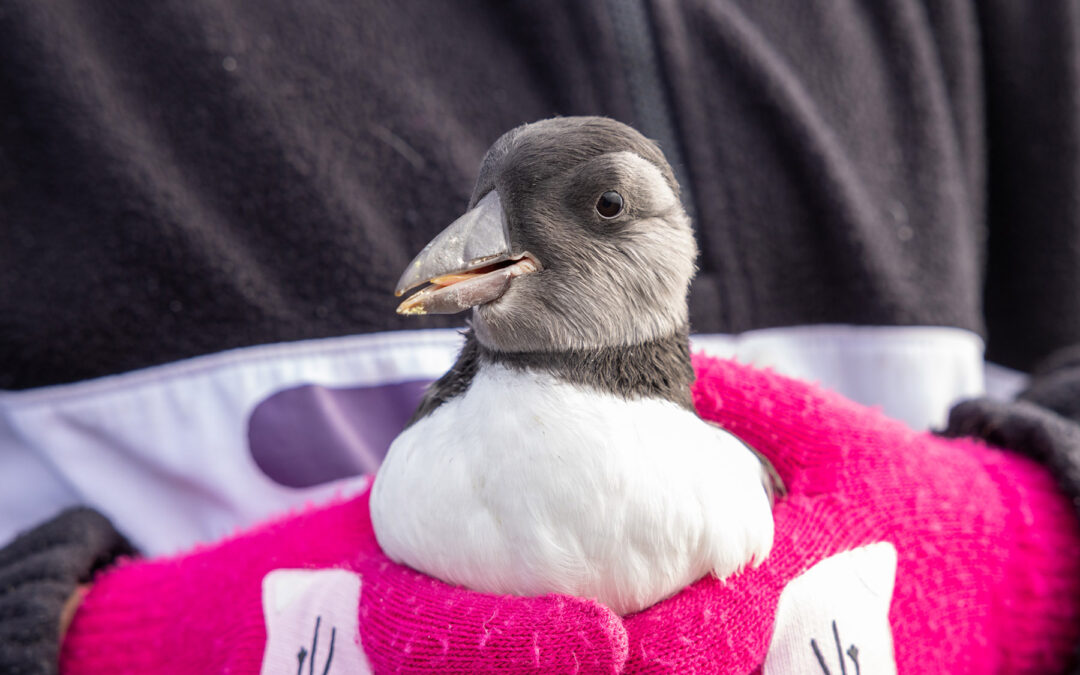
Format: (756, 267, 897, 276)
(395, 117, 697, 353)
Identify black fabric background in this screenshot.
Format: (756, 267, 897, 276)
(2, 0, 1079, 388)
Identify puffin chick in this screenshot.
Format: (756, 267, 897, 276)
(371, 116, 776, 616)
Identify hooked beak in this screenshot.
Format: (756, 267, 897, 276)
(394, 191, 540, 315)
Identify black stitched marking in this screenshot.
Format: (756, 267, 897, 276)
(832, 621, 847, 675)
(811, 638, 831, 675)
(296, 647, 307, 675)
(321, 627, 337, 675)
(812, 619, 865, 674)
(847, 645, 861, 675)
(309, 616, 321, 675)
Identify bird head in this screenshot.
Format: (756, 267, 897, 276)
(395, 116, 697, 353)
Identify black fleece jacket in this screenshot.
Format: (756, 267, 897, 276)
(3, 0, 1080, 389)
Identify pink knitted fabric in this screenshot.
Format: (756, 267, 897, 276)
(60, 356, 1080, 674)
(58, 493, 627, 674)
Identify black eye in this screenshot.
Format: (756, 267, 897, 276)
(595, 191, 624, 219)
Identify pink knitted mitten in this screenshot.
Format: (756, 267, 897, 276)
(60, 491, 627, 674)
(59, 356, 1080, 674)
(619, 355, 1080, 673)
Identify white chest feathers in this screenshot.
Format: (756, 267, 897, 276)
(370, 364, 774, 616)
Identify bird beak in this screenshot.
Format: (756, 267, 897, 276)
(394, 190, 540, 315)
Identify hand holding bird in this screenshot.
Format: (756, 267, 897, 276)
(52, 353, 1080, 674)
(45, 119, 1080, 675)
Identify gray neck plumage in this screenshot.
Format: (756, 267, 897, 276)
(406, 328, 696, 427)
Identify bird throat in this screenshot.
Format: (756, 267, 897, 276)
(407, 328, 696, 427)
(480, 331, 696, 410)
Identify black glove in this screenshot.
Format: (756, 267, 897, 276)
(942, 397, 1080, 508)
(0, 508, 135, 675)
(941, 355, 1080, 675)
(940, 344, 1080, 512)
(1019, 344, 1080, 426)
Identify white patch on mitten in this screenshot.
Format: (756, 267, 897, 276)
(764, 542, 898, 675)
(260, 568, 372, 675)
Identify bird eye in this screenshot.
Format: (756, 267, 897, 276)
(595, 191, 624, 219)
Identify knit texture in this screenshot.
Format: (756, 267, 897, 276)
(59, 493, 627, 674)
(0, 508, 134, 675)
(59, 357, 1080, 673)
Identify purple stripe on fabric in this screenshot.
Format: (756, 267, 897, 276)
(247, 379, 431, 488)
